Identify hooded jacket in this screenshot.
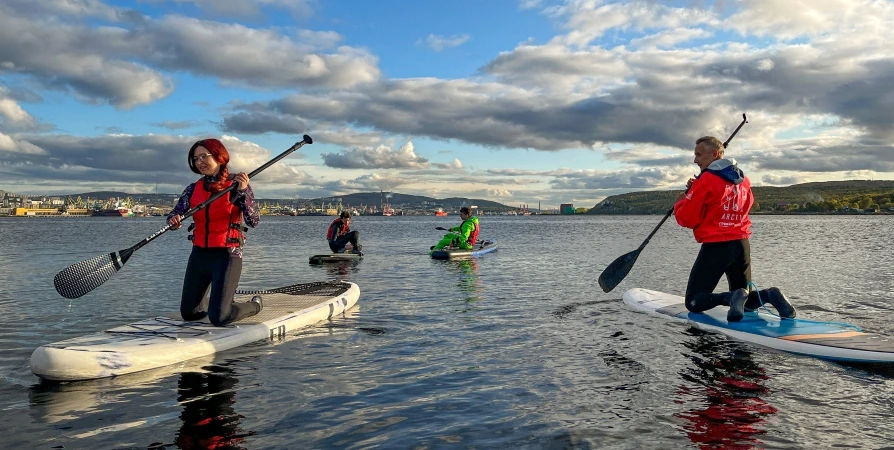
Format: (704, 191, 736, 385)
(674, 158, 753, 243)
(450, 216, 480, 247)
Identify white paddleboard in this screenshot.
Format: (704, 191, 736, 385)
(31, 280, 360, 381)
(623, 288, 894, 363)
(430, 240, 497, 260)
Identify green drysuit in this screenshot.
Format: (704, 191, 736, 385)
(432, 216, 479, 251)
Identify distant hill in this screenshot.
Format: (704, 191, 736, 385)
(314, 192, 512, 210)
(60, 190, 515, 210)
(588, 180, 894, 214)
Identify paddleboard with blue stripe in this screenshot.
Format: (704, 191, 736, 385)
(623, 288, 894, 363)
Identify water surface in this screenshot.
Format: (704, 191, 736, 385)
(1, 215, 893, 448)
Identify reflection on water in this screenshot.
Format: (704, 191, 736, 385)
(446, 258, 482, 304)
(311, 259, 362, 279)
(675, 332, 777, 449)
(175, 365, 253, 450)
(6, 215, 894, 448)
(28, 356, 217, 426)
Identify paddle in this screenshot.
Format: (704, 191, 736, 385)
(597, 114, 748, 293)
(53, 135, 314, 299)
(435, 226, 447, 231)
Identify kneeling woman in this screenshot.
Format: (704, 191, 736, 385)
(167, 138, 262, 326)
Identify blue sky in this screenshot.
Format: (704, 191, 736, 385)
(2, 0, 893, 208)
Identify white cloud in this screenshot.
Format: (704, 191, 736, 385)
(421, 34, 471, 52)
(432, 158, 464, 170)
(553, 1, 716, 47)
(0, 132, 45, 154)
(761, 174, 807, 186)
(4, 0, 894, 199)
(144, 0, 315, 18)
(755, 58, 774, 71)
(519, 0, 541, 10)
(0, 5, 380, 109)
(483, 188, 512, 197)
(322, 141, 430, 169)
(726, 0, 868, 40)
(629, 28, 712, 49)
(0, 88, 36, 129)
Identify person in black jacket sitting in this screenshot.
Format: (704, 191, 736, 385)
(326, 211, 362, 254)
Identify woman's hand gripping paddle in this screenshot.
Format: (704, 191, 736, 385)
(53, 135, 313, 299)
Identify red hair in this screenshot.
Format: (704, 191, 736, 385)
(188, 138, 230, 193)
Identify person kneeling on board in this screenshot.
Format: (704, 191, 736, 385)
(430, 207, 479, 254)
(674, 136, 796, 322)
(327, 211, 362, 254)
(167, 138, 263, 326)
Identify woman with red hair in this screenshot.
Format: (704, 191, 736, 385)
(166, 138, 262, 326)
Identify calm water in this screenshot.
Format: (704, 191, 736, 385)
(1, 215, 894, 449)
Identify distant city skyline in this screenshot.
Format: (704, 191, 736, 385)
(2, 1, 894, 209)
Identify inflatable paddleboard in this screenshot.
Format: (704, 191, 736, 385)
(309, 252, 363, 264)
(623, 288, 894, 363)
(31, 281, 360, 381)
(430, 240, 497, 260)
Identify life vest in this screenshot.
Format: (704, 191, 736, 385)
(189, 178, 244, 248)
(326, 218, 348, 240)
(464, 218, 480, 245)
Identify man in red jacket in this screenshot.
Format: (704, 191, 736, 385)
(674, 136, 796, 322)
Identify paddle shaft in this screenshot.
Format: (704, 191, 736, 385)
(637, 207, 675, 251)
(130, 136, 312, 253)
(723, 113, 748, 148)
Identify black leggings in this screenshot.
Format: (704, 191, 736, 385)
(329, 230, 360, 252)
(180, 246, 259, 326)
(685, 239, 754, 312)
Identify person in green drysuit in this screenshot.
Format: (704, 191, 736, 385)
(431, 207, 480, 254)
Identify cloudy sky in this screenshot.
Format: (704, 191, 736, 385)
(1, 0, 892, 208)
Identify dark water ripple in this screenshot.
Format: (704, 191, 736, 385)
(1, 215, 893, 448)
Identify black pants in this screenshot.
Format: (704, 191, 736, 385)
(329, 230, 360, 252)
(685, 239, 758, 312)
(180, 246, 259, 326)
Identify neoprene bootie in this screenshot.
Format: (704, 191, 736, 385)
(727, 288, 749, 322)
(763, 287, 796, 318)
(250, 295, 263, 312)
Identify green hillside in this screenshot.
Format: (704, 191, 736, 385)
(588, 180, 894, 214)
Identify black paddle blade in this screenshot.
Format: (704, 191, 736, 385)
(53, 248, 133, 299)
(597, 249, 641, 293)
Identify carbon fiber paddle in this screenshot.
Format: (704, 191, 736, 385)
(597, 114, 748, 293)
(54, 135, 313, 299)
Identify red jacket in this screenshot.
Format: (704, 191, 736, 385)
(190, 178, 244, 248)
(674, 169, 753, 243)
(327, 218, 349, 241)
